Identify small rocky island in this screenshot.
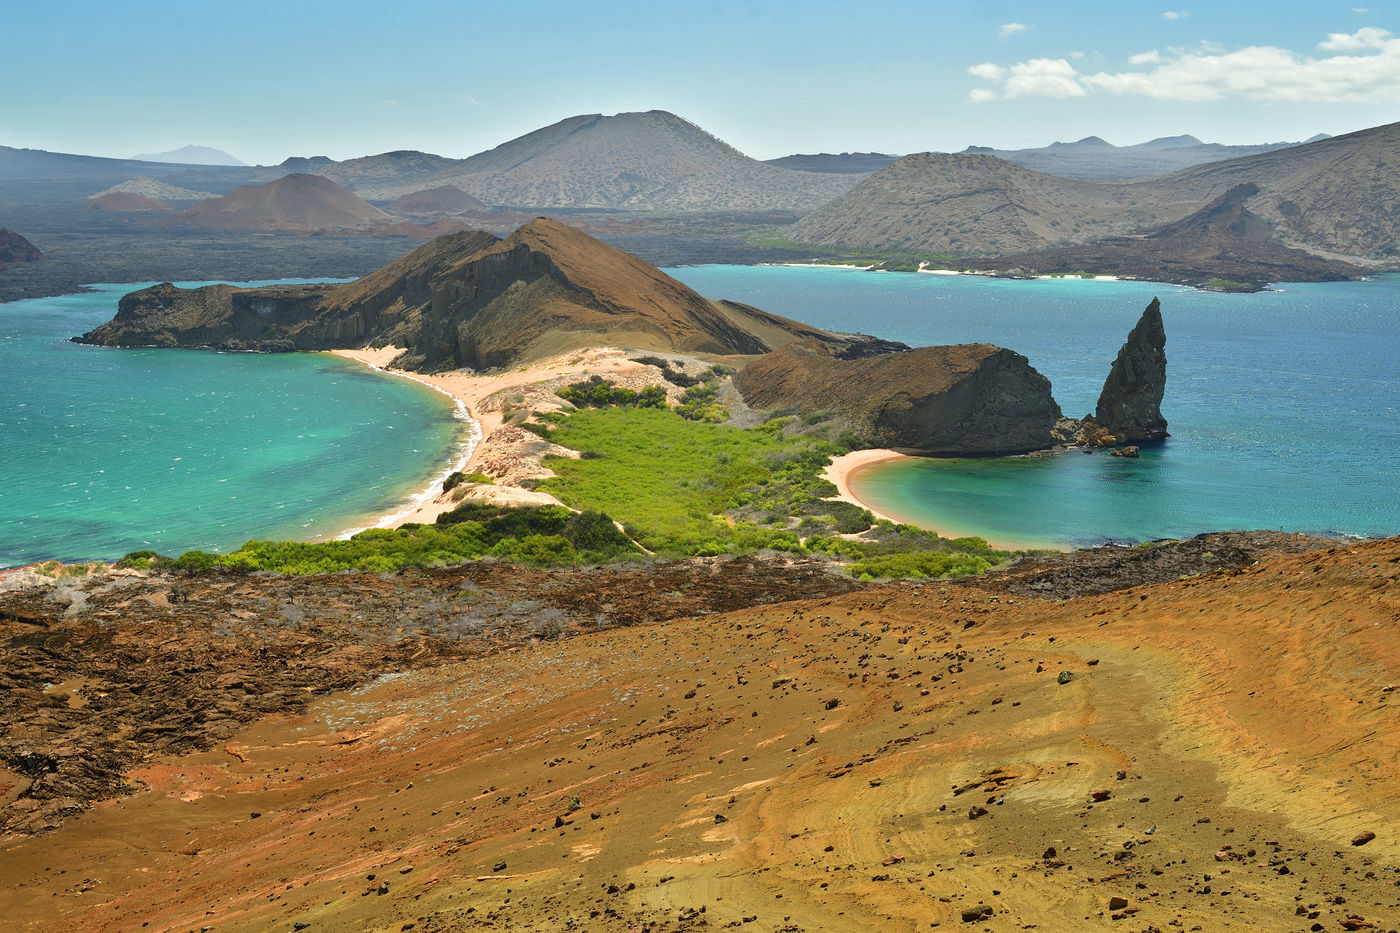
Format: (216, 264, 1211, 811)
(78, 221, 1167, 458)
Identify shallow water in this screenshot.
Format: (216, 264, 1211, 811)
(0, 282, 468, 566)
(671, 265, 1400, 546)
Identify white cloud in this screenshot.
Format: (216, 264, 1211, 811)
(999, 22, 1032, 37)
(968, 88, 998, 103)
(1005, 58, 1088, 98)
(1319, 26, 1392, 50)
(1162, 10, 1188, 19)
(1070, 51, 1085, 59)
(965, 29, 1400, 103)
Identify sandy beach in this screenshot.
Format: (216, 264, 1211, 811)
(821, 448, 911, 524)
(329, 346, 679, 531)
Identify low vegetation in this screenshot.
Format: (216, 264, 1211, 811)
(129, 387, 1018, 579)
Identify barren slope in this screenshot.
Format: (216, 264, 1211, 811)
(3, 538, 1397, 932)
(792, 121, 1400, 261)
(179, 173, 391, 232)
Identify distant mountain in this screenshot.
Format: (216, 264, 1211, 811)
(177, 174, 390, 232)
(791, 121, 1400, 262)
(88, 192, 173, 213)
(131, 145, 247, 166)
(303, 111, 861, 212)
(960, 134, 1321, 182)
(790, 152, 1137, 256)
(970, 183, 1362, 289)
(315, 150, 459, 197)
(279, 156, 335, 172)
(77, 218, 872, 369)
(763, 152, 898, 174)
(390, 186, 490, 214)
(91, 176, 214, 201)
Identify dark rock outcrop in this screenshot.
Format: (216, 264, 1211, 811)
(76, 219, 862, 370)
(1093, 298, 1168, 442)
(735, 342, 1064, 455)
(0, 229, 44, 266)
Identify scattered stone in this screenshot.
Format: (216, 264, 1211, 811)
(968, 806, 989, 820)
(1090, 790, 1111, 802)
(714, 813, 728, 824)
(1057, 671, 1073, 685)
(961, 905, 993, 922)
(1351, 830, 1376, 846)
(492, 862, 507, 873)
(824, 698, 840, 710)
(1108, 896, 1128, 910)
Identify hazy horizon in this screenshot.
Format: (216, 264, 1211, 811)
(5, 0, 1399, 165)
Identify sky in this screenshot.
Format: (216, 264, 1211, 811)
(4, 0, 1398, 165)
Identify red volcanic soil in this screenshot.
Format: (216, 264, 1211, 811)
(178, 173, 391, 232)
(2, 537, 1398, 931)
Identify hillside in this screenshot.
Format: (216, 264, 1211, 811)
(971, 183, 1362, 289)
(390, 185, 490, 214)
(0, 229, 43, 265)
(176, 173, 391, 232)
(964, 133, 1320, 182)
(76, 218, 864, 369)
(789, 152, 1143, 256)
(1, 534, 1396, 930)
(87, 192, 172, 213)
(90, 176, 214, 201)
(317, 111, 862, 211)
(790, 120, 1400, 262)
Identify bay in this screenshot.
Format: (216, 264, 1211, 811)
(669, 265, 1400, 547)
(0, 282, 468, 567)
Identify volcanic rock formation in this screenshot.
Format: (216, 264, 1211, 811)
(735, 342, 1066, 455)
(0, 229, 44, 266)
(176, 173, 391, 232)
(1092, 297, 1169, 442)
(76, 219, 873, 369)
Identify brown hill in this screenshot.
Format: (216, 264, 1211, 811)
(0, 229, 43, 265)
(735, 341, 1066, 454)
(177, 173, 390, 232)
(87, 191, 172, 212)
(2, 536, 1397, 930)
(390, 185, 490, 214)
(791, 120, 1400, 263)
(76, 219, 863, 369)
(971, 183, 1362, 289)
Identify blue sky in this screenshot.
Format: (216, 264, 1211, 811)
(4, 0, 1398, 164)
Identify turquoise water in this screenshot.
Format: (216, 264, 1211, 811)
(670, 266, 1400, 547)
(0, 282, 469, 567)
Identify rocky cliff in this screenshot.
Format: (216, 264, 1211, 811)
(75, 219, 862, 370)
(1092, 298, 1169, 442)
(735, 342, 1066, 455)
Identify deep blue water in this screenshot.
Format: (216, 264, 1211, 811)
(670, 266, 1400, 547)
(0, 282, 469, 567)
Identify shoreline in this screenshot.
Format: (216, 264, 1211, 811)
(824, 448, 1066, 552)
(325, 346, 665, 533)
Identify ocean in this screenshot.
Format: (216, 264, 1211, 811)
(670, 265, 1400, 548)
(3, 269, 1396, 565)
(0, 282, 469, 568)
